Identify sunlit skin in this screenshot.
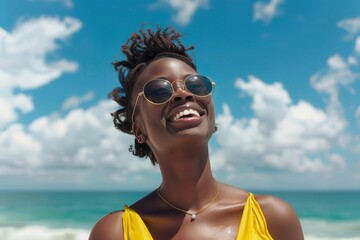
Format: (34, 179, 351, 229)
(89, 58, 304, 240)
(132, 58, 215, 152)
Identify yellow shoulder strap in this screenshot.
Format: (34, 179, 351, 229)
(122, 205, 154, 240)
(236, 193, 273, 240)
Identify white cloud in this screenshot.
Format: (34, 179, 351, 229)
(214, 40, 360, 176)
(310, 54, 358, 113)
(348, 56, 358, 65)
(235, 75, 291, 129)
(337, 16, 360, 39)
(150, 0, 208, 25)
(0, 124, 43, 175)
(213, 76, 347, 173)
(329, 154, 346, 170)
(62, 91, 95, 110)
(62, 0, 73, 8)
(327, 54, 348, 70)
(253, 0, 284, 23)
(353, 137, 360, 154)
(0, 100, 155, 183)
(356, 37, 360, 53)
(0, 93, 34, 127)
(0, 16, 158, 189)
(0, 16, 81, 89)
(356, 106, 360, 126)
(0, 16, 82, 129)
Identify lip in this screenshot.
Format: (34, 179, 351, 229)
(165, 102, 206, 123)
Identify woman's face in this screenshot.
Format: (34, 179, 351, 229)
(132, 57, 216, 154)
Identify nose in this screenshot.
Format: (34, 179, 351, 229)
(170, 80, 194, 103)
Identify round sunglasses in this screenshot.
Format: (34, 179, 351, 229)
(131, 74, 216, 124)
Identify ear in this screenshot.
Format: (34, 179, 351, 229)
(132, 122, 147, 144)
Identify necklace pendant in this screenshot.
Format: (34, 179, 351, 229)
(191, 214, 196, 220)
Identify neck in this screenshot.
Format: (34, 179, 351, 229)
(158, 180, 219, 220)
(155, 145, 218, 211)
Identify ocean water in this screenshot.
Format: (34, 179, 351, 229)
(0, 191, 359, 240)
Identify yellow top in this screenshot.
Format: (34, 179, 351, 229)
(122, 192, 273, 240)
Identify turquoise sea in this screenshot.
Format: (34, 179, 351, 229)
(0, 191, 359, 240)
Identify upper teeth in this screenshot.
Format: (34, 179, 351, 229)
(173, 109, 200, 121)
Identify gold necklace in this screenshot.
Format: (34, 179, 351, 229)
(157, 182, 220, 220)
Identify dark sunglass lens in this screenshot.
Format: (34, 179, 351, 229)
(185, 75, 212, 96)
(143, 80, 173, 103)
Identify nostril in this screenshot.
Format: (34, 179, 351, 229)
(185, 95, 194, 101)
(173, 96, 182, 102)
(173, 94, 194, 102)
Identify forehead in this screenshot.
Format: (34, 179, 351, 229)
(136, 57, 196, 86)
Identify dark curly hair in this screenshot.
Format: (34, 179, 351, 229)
(109, 26, 196, 165)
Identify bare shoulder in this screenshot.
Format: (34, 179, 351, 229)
(88, 190, 157, 240)
(255, 194, 304, 240)
(89, 210, 124, 240)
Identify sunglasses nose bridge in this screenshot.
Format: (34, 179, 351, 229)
(171, 80, 186, 91)
(169, 80, 194, 103)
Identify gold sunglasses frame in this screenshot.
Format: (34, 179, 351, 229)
(131, 74, 216, 125)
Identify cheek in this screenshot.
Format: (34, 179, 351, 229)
(206, 100, 216, 126)
(197, 97, 216, 128)
(209, 105, 216, 125)
(138, 103, 165, 132)
(202, 97, 215, 115)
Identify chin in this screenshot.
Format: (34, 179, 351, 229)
(174, 127, 213, 143)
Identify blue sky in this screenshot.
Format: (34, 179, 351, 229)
(0, 0, 359, 190)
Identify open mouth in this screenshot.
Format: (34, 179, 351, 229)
(172, 109, 201, 121)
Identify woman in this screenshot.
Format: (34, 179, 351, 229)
(89, 27, 304, 240)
